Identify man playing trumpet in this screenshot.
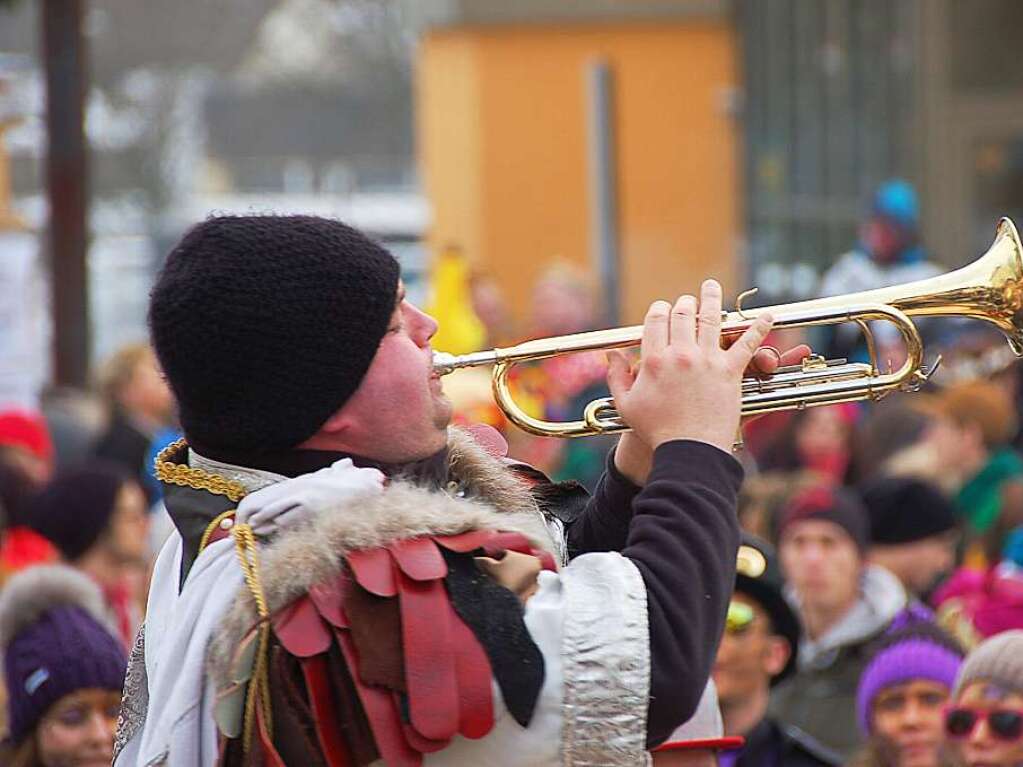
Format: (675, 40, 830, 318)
(114, 214, 802, 766)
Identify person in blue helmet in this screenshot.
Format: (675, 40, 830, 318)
(819, 180, 943, 363)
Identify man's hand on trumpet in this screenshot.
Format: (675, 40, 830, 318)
(608, 281, 810, 485)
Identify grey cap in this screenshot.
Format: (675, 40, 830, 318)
(954, 630, 1023, 697)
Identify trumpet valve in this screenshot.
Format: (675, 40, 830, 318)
(800, 354, 829, 372)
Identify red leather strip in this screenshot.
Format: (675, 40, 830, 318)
(300, 655, 353, 767)
(480, 532, 534, 558)
(397, 570, 460, 741)
(346, 548, 398, 597)
(533, 549, 558, 573)
(334, 627, 421, 767)
(401, 719, 449, 754)
(388, 537, 447, 581)
(433, 530, 498, 554)
(272, 597, 331, 658)
(450, 608, 494, 739)
(310, 573, 349, 628)
(438, 531, 558, 572)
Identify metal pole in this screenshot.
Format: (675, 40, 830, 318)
(42, 0, 90, 387)
(586, 59, 621, 327)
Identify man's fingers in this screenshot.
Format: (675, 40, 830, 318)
(606, 350, 635, 403)
(747, 342, 813, 377)
(726, 314, 775, 369)
(669, 294, 697, 347)
(641, 300, 671, 360)
(697, 280, 723, 351)
(778, 344, 812, 366)
(749, 346, 783, 377)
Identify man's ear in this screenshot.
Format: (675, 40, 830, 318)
(763, 636, 791, 678)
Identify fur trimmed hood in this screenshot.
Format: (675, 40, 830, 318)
(208, 428, 556, 689)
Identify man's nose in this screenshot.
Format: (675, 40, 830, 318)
(802, 545, 826, 564)
(715, 634, 737, 662)
(403, 302, 438, 346)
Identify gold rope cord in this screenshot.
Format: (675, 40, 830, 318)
(233, 523, 274, 753)
(152, 440, 272, 750)
(154, 439, 247, 502)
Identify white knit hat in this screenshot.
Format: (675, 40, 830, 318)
(954, 630, 1023, 697)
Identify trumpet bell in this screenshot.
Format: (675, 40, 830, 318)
(765, 216, 1023, 355)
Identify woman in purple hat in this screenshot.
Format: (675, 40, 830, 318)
(0, 565, 127, 767)
(852, 615, 964, 767)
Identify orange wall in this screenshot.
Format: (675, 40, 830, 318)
(418, 20, 739, 326)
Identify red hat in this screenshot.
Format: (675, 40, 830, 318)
(653, 681, 745, 755)
(0, 411, 53, 464)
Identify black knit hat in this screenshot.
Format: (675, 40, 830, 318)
(860, 476, 959, 545)
(149, 215, 401, 455)
(734, 532, 802, 683)
(27, 462, 128, 562)
(779, 484, 871, 552)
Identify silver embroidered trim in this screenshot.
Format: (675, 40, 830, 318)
(560, 553, 651, 766)
(189, 449, 287, 493)
(114, 624, 149, 763)
(544, 514, 569, 568)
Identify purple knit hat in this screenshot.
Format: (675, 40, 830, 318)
(0, 565, 127, 743)
(855, 611, 964, 735)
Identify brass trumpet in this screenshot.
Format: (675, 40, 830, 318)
(433, 218, 1023, 438)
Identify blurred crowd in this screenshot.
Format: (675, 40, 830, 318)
(5, 183, 1023, 766)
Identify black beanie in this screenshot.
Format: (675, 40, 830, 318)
(779, 484, 871, 551)
(735, 533, 802, 683)
(27, 462, 127, 562)
(149, 215, 401, 454)
(860, 476, 959, 545)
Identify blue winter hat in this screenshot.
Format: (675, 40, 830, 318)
(873, 179, 919, 227)
(0, 565, 127, 744)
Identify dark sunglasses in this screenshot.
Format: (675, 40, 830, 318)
(945, 706, 1023, 741)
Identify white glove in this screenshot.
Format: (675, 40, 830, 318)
(235, 458, 385, 536)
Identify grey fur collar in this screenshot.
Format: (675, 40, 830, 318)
(208, 428, 554, 689)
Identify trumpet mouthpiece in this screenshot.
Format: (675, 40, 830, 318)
(432, 350, 499, 376)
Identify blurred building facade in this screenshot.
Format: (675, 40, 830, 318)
(2, 0, 1023, 395)
(741, 0, 1023, 302)
(415, 0, 1023, 321)
(416, 0, 740, 325)
(0, 0, 427, 394)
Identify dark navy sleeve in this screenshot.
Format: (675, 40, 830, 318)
(564, 447, 641, 557)
(619, 440, 742, 748)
